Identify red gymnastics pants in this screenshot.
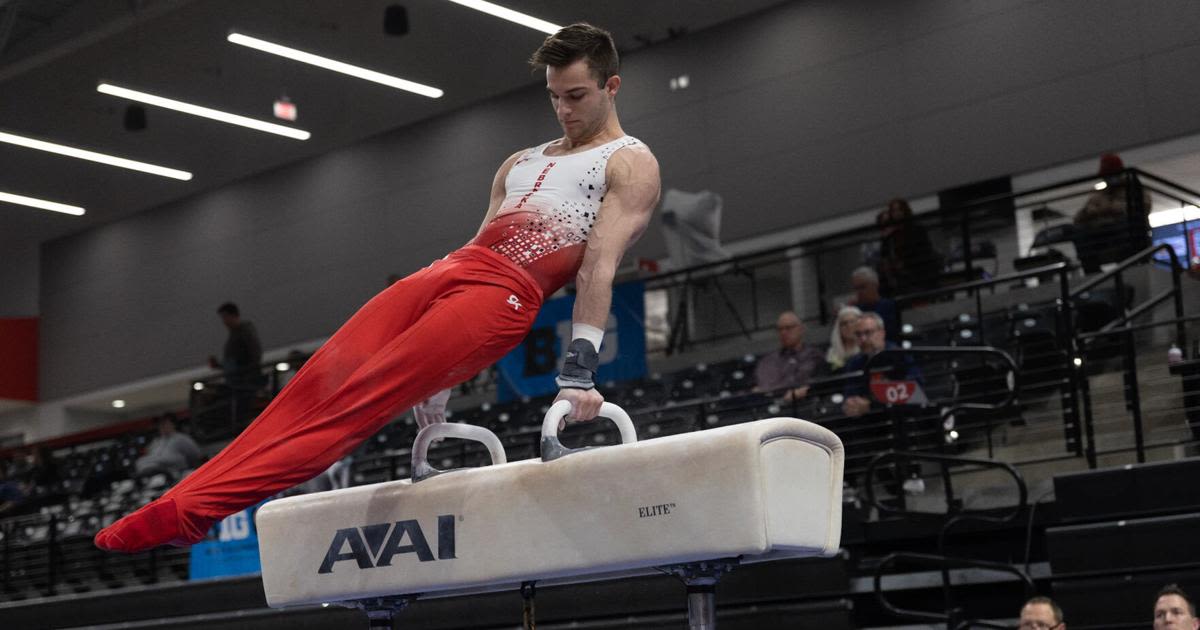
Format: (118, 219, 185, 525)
(95, 245, 544, 552)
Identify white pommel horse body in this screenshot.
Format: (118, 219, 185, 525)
(256, 402, 844, 629)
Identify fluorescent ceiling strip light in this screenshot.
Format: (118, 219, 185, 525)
(0, 130, 192, 180)
(227, 32, 443, 98)
(0, 190, 85, 215)
(443, 0, 561, 34)
(98, 83, 310, 140)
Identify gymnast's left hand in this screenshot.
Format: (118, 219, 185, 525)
(412, 388, 452, 429)
(554, 387, 604, 426)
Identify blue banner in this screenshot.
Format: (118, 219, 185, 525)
(496, 281, 646, 402)
(189, 501, 266, 580)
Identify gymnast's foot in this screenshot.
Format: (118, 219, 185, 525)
(93, 497, 214, 553)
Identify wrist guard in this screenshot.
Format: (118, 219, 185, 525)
(555, 338, 599, 390)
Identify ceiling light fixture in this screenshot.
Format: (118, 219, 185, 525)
(0, 130, 192, 180)
(98, 83, 311, 140)
(226, 32, 443, 98)
(0, 191, 85, 216)
(443, 0, 561, 34)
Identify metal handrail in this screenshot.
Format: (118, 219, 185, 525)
(894, 262, 1069, 304)
(638, 165, 1140, 290)
(864, 451, 1028, 523)
(1069, 242, 1181, 298)
(1133, 168, 1200, 202)
(862, 346, 1019, 409)
(873, 552, 1035, 629)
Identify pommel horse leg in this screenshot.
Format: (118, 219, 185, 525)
(662, 558, 739, 630)
(353, 594, 418, 628)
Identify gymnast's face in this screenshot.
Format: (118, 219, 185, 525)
(546, 59, 619, 142)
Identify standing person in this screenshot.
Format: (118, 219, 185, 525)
(754, 311, 825, 400)
(208, 302, 265, 405)
(878, 198, 941, 296)
(209, 302, 263, 380)
(1074, 152, 1153, 272)
(95, 23, 661, 553)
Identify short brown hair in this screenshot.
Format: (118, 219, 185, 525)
(1157, 584, 1197, 616)
(1024, 596, 1064, 623)
(529, 22, 618, 87)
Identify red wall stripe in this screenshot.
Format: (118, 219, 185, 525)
(0, 318, 38, 401)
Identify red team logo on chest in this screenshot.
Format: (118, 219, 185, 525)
(515, 162, 556, 209)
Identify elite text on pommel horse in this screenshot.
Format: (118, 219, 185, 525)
(256, 402, 845, 629)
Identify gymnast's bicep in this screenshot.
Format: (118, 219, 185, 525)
(584, 146, 661, 270)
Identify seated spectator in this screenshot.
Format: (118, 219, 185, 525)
(24, 446, 61, 491)
(842, 312, 922, 417)
(0, 465, 26, 516)
(826, 306, 863, 373)
(135, 414, 203, 479)
(849, 266, 900, 341)
(1074, 153, 1153, 273)
(1019, 596, 1065, 630)
(1154, 584, 1199, 630)
(879, 198, 942, 296)
(754, 311, 825, 401)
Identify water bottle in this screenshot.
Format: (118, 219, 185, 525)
(1168, 344, 1184, 365)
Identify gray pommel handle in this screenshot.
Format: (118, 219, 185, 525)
(411, 423, 507, 482)
(540, 400, 638, 462)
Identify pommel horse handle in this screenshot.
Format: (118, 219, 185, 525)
(411, 423, 507, 482)
(540, 401, 638, 462)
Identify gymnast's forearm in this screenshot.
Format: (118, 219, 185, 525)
(571, 258, 617, 331)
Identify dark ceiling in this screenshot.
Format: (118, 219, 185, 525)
(0, 0, 786, 255)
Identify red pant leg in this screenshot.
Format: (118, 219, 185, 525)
(172, 269, 541, 524)
(162, 264, 441, 502)
(96, 249, 543, 551)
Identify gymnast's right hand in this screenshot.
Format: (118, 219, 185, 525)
(554, 387, 604, 426)
(412, 388, 452, 429)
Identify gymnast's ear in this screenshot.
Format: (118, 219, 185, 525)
(604, 74, 621, 98)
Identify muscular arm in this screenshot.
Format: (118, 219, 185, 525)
(570, 145, 661, 328)
(555, 145, 660, 421)
(475, 149, 527, 238)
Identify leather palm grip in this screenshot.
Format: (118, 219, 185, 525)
(555, 338, 599, 389)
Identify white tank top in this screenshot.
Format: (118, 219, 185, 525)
(471, 135, 643, 293)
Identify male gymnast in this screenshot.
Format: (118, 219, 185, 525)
(95, 22, 661, 552)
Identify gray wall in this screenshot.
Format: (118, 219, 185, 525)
(0, 244, 39, 317)
(38, 0, 1200, 399)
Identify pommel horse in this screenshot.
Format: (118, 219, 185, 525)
(256, 402, 844, 629)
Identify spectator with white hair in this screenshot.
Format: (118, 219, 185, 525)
(826, 306, 863, 373)
(848, 266, 900, 341)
